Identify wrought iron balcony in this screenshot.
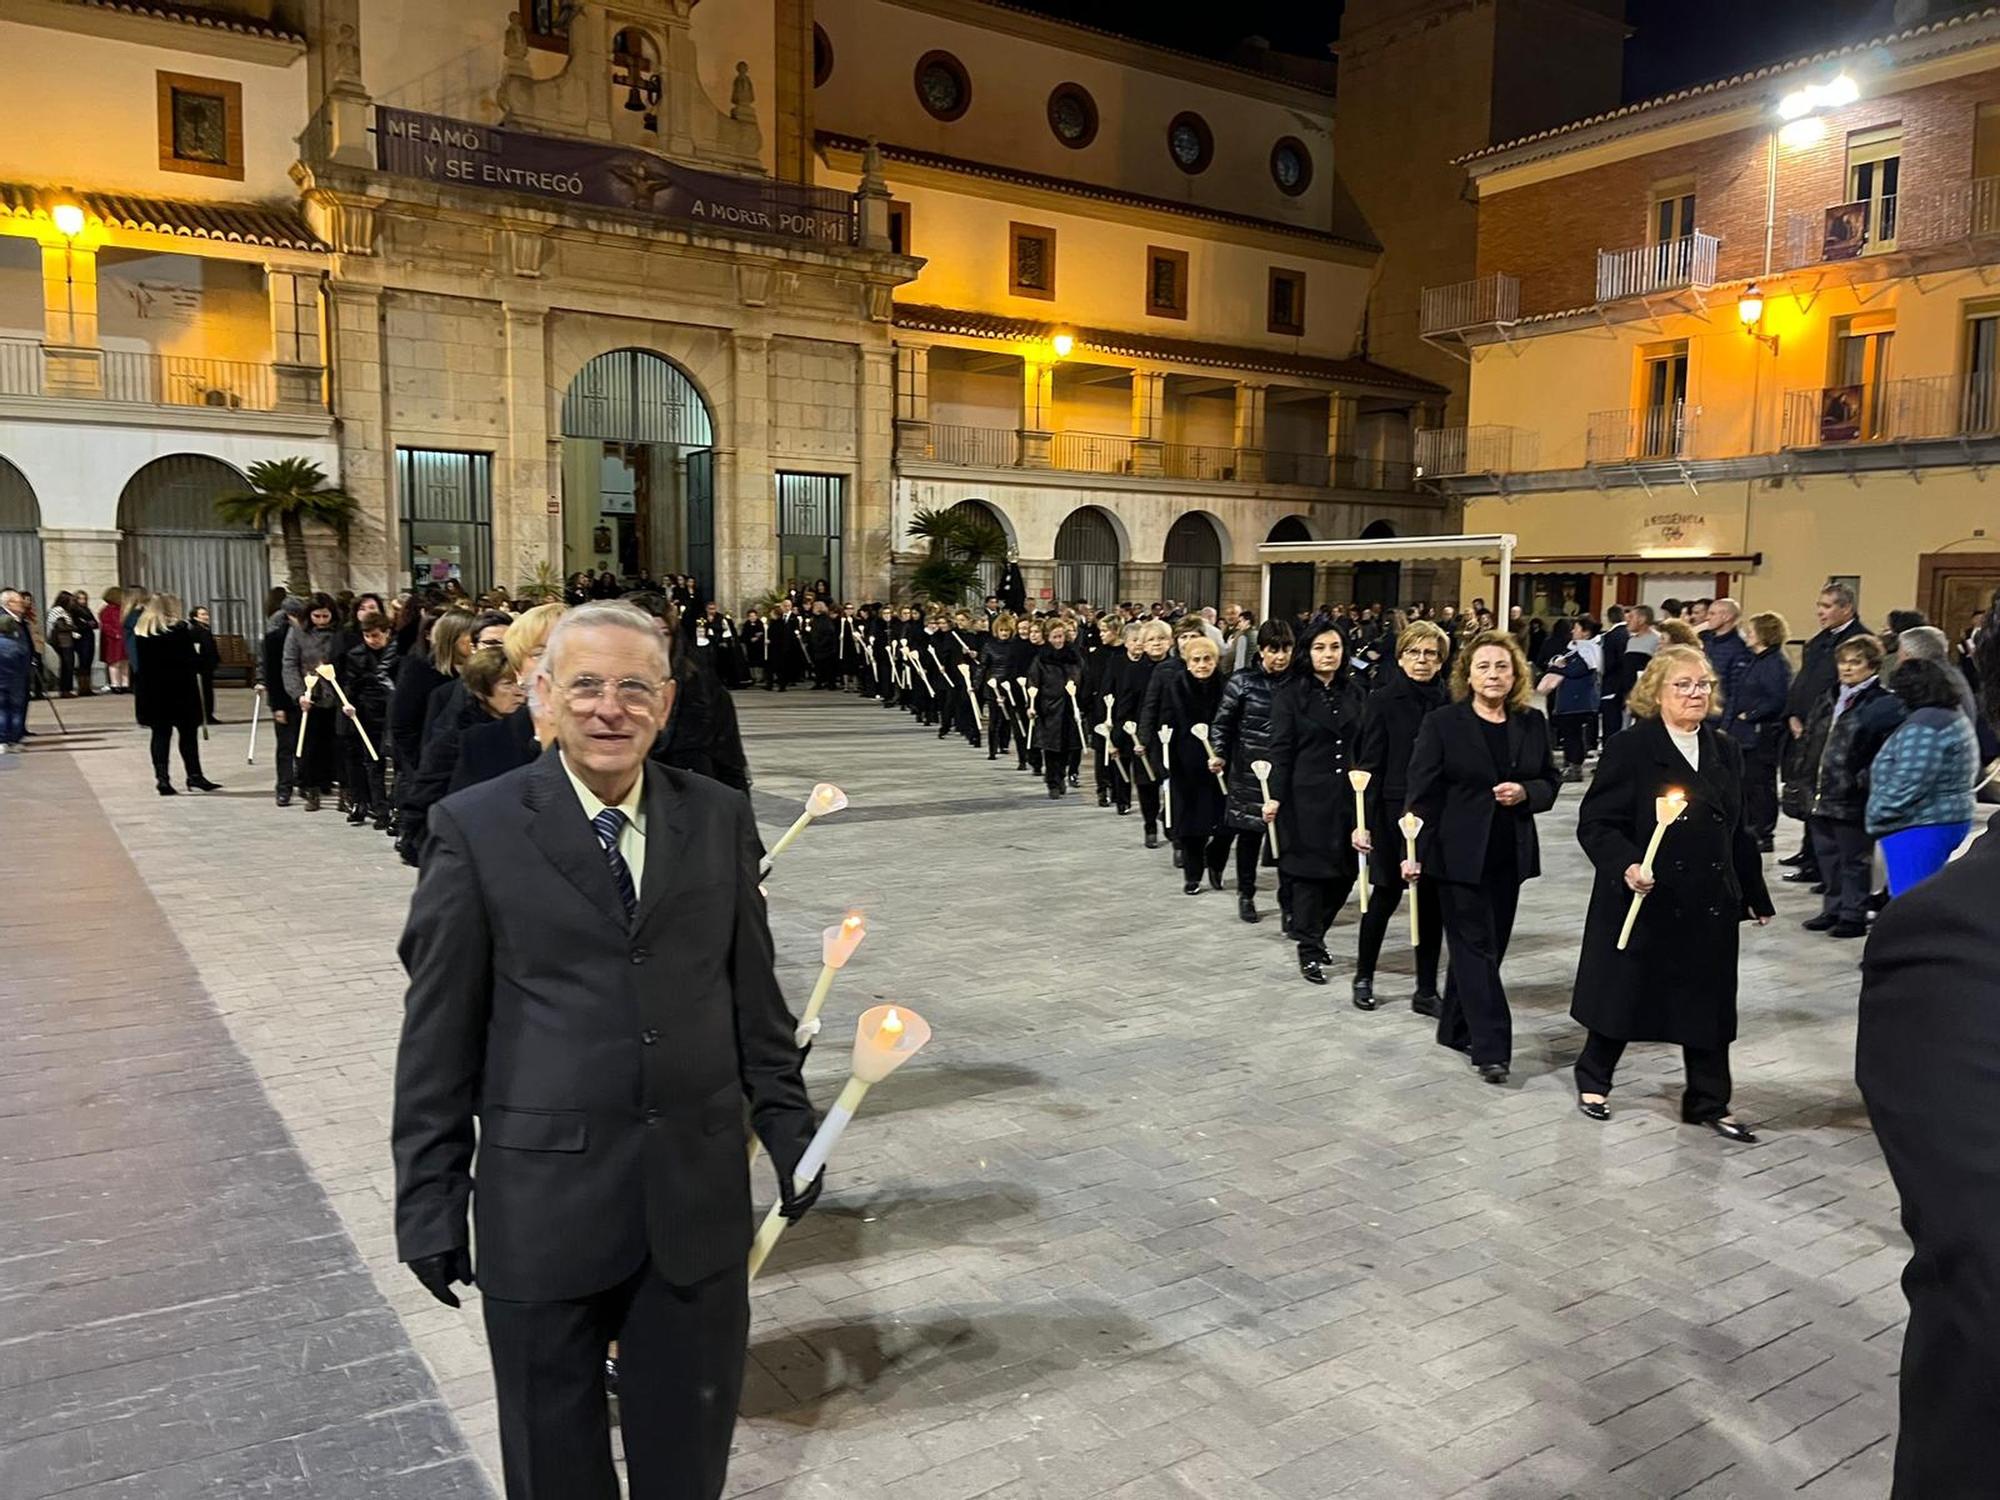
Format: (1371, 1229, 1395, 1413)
(922, 423, 1020, 467)
(0, 337, 310, 412)
(1783, 373, 2000, 447)
(1786, 177, 2000, 269)
(1161, 442, 1237, 482)
(1586, 402, 1699, 464)
(1596, 232, 1719, 302)
(1419, 274, 1520, 337)
(1414, 425, 1538, 478)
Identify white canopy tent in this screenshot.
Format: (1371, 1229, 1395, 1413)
(1256, 533, 1518, 620)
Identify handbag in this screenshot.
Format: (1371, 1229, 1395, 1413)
(1535, 670, 1563, 697)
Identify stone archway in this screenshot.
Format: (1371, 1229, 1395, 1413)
(1355, 518, 1401, 610)
(1266, 514, 1314, 625)
(1054, 505, 1120, 609)
(948, 498, 1013, 602)
(1162, 511, 1224, 610)
(0, 456, 43, 607)
(559, 349, 717, 592)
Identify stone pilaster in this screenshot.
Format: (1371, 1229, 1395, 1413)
(721, 331, 773, 603)
(1233, 381, 1267, 485)
(328, 283, 393, 592)
(502, 304, 552, 591)
(1019, 359, 1054, 468)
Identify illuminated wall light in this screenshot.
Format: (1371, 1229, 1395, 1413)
(1779, 116, 1826, 150)
(1050, 331, 1074, 359)
(1777, 72, 1859, 121)
(50, 201, 85, 238)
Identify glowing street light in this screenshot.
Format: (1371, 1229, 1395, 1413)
(50, 201, 85, 239)
(1777, 72, 1858, 121)
(1050, 331, 1075, 359)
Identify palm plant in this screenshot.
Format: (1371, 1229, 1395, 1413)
(517, 559, 565, 604)
(214, 457, 358, 596)
(907, 505, 1011, 606)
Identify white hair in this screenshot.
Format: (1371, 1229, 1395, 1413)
(537, 601, 670, 689)
(1709, 596, 1741, 623)
(1896, 625, 1948, 663)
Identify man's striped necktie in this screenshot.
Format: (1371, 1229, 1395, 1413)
(591, 807, 637, 920)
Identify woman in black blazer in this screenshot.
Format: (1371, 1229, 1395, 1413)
(1265, 621, 1368, 985)
(1570, 644, 1773, 1141)
(1403, 631, 1562, 1083)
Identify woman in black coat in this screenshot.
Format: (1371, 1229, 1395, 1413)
(131, 594, 219, 795)
(1265, 621, 1368, 985)
(1005, 616, 1044, 772)
(1144, 633, 1230, 893)
(1728, 611, 1793, 850)
(1351, 621, 1450, 1013)
(1029, 618, 1085, 797)
(1404, 631, 1562, 1083)
(1111, 621, 1171, 844)
(189, 604, 222, 723)
(1209, 618, 1294, 925)
(1570, 644, 1774, 1141)
(979, 614, 1019, 762)
(1081, 621, 1127, 804)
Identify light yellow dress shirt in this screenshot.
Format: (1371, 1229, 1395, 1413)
(559, 751, 647, 895)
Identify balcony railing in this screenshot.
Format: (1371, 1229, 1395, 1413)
(0, 338, 291, 412)
(1419, 274, 1520, 336)
(1335, 454, 1417, 491)
(1786, 177, 2000, 269)
(1586, 402, 1699, 464)
(1783, 373, 2000, 447)
(1264, 448, 1327, 486)
(1048, 430, 1136, 474)
(1596, 232, 1720, 302)
(926, 423, 1020, 467)
(1161, 442, 1237, 482)
(1414, 425, 1538, 478)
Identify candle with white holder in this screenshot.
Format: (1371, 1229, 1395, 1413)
(1251, 759, 1278, 857)
(1190, 723, 1228, 793)
(764, 782, 848, 869)
(1156, 725, 1174, 828)
(1617, 790, 1687, 950)
(1348, 769, 1372, 913)
(1398, 812, 1423, 945)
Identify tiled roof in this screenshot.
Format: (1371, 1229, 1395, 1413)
(0, 184, 329, 252)
(893, 303, 1448, 395)
(1458, 4, 2000, 167)
(70, 0, 305, 43)
(818, 133, 1378, 252)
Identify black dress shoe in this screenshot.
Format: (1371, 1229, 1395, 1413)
(1802, 912, 1839, 931)
(1477, 1062, 1509, 1085)
(1298, 951, 1327, 985)
(1098, 789, 1110, 807)
(1828, 922, 1868, 939)
(1171, 846, 1183, 868)
(1207, 868, 1224, 891)
(1703, 1117, 1758, 1144)
(156, 779, 178, 796)
(1116, 803, 1132, 816)
(1351, 975, 1378, 1011)
(276, 789, 292, 808)
(1577, 1095, 1611, 1121)
(1183, 879, 1202, 895)
(187, 776, 222, 792)
(1238, 895, 1260, 924)
(1047, 785, 1062, 799)
(1144, 830, 1160, 849)
(1781, 869, 1821, 884)
(1778, 850, 1807, 867)
(1412, 991, 1440, 1017)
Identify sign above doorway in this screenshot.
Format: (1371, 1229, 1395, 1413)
(376, 108, 855, 245)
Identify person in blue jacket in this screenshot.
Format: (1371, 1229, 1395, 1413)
(1867, 656, 1979, 895)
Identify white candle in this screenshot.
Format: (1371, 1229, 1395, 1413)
(767, 782, 849, 862)
(1617, 790, 1687, 951)
(1157, 725, 1174, 829)
(1348, 769, 1372, 913)
(1251, 758, 1278, 857)
(1124, 720, 1153, 778)
(1191, 722, 1228, 793)
(1398, 812, 1423, 946)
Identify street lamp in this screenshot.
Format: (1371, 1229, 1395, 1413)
(50, 201, 85, 239)
(1050, 331, 1074, 359)
(1738, 282, 1779, 354)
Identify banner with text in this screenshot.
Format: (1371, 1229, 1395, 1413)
(375, 107, 854, 245)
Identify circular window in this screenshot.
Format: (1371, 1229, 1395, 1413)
(1046, 83, 1098, 149)
(1167, 112, 1213, 174)
(914, 50, 971, 122)
(1270, 137, 1313, 196)
(813, 24, 833, 88)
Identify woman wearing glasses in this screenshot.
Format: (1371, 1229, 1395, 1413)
(1350, 620, 1450, 1014)
(1570, 644, 1774, 1142)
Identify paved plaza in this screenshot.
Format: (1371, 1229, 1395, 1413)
(1, 686, 1909, 1499)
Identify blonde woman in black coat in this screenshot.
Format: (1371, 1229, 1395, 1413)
(1403, 631, 1561, 1083)
(1264, 621, 1367, 986)
(132, 593, 220, 796)
(1570, 644, 1773, 1141)
(1029, 617, 1085, 798)
(1145, 633, 1230, 894)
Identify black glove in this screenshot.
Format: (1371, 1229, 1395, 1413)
(407, 1247, 475, 1308)
(778, 1165, 824, 1222)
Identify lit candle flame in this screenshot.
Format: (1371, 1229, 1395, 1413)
(881, 1008, 905, 1041)
(843, 913, 863, 933)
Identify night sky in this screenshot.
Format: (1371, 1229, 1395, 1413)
(1013, 0, 1926, 104)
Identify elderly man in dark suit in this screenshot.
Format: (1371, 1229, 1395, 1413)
(1856, 811, 2000, 1497)
(393, 599, 820, 1500)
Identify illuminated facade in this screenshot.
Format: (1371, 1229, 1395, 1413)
(1424, 6, 2000, 639)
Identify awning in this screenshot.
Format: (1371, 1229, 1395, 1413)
(0, 183, 329, 253)
(1504, 553, 1762, 575)
(1256, 534, 1518, 617)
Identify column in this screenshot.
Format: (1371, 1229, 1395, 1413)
(1130, 370, 1164, 477)
(1327, 394, 1357, 486)
(720, 331, 773, 605)
(1233, 381, 1267, 485)
(328, 283, 393, 590)
(772, 0, 814, 184)
(1018, 358, 1054, 467)
(502, 304, 551, 590)
(852, 343, 895, 600)
(893, 342, 930, 461)
(40, 240, 100, 397)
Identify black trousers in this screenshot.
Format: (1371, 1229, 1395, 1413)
(483, 1258, 749, 1500)
(1178, 831, 1231, 884)
(56, 645, 76, 694)
(1135, 776, 1160, 832)
(344, 728, 387, 813)
(1741, 741, 1781, 841)
(1290, 873, 1356, 956)
(1810, 815, 1874, 925)
(149, 720, 205, 782)
(988, 699, 1011, 758)
(1599, 693, 1624, 746)
(1355, 873, 1442, 995)
(1555, 711, 1592, 768)
(1435, 877, 1521, 1066)
(1575, 1030, 1732, 1123)
(271, 709, 296, 794)
(1043, 741, 1080, 790)
(297, 705, 337, 789)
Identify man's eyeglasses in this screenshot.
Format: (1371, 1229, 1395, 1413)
(1666, 678, 1714, 697)
(559, 675, 664, 711)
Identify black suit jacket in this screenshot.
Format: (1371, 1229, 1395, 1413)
(392, 751, 816, 1300)
(1785, 615, 1868, 720)
(449, 705, 539, 794)
(1856, 813, 2000, 1499)
(1404, 701, 1562, 884)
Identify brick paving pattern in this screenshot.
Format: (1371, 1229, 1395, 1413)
(2, 687, 1906, 1497)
